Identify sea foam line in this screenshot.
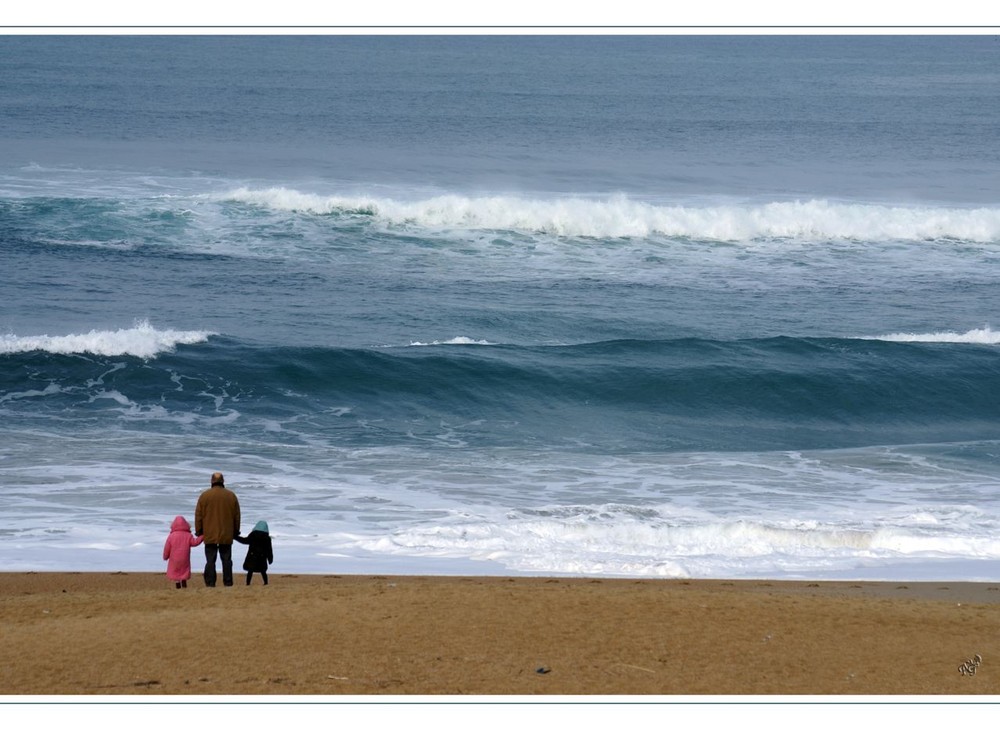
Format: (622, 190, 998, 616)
(0, 320, 216, 358)
(351, 505, 1000, 577)
(219, 187, 1000, 242)
(407, 336, 498, 347)
(866, 326, 1000, 345)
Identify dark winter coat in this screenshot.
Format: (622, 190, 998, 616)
(234, 528, 273, 573)
(194, 484, 240, 544)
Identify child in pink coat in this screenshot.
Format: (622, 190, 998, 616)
(163, 515, 204, 589)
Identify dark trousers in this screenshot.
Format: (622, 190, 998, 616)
(203, 543, 233, 587)
(246, 570, 268, 585)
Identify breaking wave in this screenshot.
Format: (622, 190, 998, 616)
(219, 187, 1000, 242)
(867, 326, 1000, 345)
(0, 320, 215, 358)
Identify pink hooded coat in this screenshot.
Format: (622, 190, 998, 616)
(163, 515, 204, 581)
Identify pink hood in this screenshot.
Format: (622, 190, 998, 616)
(164, 515, 203, 582)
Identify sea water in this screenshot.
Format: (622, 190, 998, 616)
(2, 35, 1000, 580)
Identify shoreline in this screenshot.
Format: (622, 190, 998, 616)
(2, 572, 999, 696)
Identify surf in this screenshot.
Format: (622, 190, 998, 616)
(350, 502, 1000, 578)
(0, 320, 216, 358)
(218, 187, 1000, 242)
(867, 326, 1000, 345)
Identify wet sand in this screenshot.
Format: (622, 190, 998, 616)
(1, 572, 998, 696)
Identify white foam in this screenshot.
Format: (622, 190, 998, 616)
(408, 336, 498, 346)
(5, 500, 1000, 580)
(0, 382, 63, 404)
(0, 320, 216, 358)
(4, 441, 999, 580)
(866, 326, 1000, 345)
(220, 187, 1000, 242)
(347, 503, 1000, 578)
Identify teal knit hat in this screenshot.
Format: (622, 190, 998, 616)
(254, 520, 269, 534)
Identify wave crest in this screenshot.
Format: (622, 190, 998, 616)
(868, 326, 1000, 345)
(219, 188, 1000, 242)
(0, 320, 216, 358)
(407, 336, 498, 347)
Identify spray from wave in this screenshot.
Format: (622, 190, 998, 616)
(867, 326, 1000, 345)
(218, 187, 1000, 242)
(0, 320, 216, 358)
(407, 336, 498, 346)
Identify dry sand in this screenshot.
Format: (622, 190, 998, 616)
(1, 571, 998, 696)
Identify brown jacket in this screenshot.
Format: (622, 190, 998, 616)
(194, 485, 241, 544)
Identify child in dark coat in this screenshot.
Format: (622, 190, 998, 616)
(234, 520, 273, 585)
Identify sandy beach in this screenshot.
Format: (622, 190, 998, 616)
(1, 571, 998, 697)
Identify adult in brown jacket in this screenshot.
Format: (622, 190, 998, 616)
(194, 472, 241, 587)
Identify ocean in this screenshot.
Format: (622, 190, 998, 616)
(2, 34, 1000, 580)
